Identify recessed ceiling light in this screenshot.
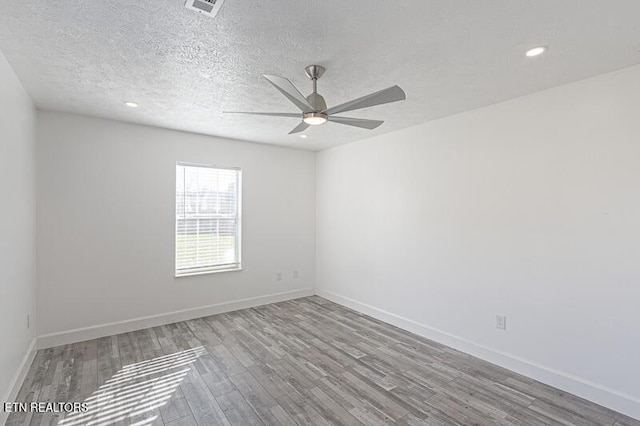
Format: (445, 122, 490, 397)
(300, 134, 309, 138)
(124, 101, 139, 108)
(526, 46, 547, 57)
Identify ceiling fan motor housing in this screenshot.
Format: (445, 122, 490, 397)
(306, 92, 327, 111)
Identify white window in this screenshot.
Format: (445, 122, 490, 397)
(175, 163, 241, 276)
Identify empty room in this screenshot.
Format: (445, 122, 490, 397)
(1, 1, 639, 425)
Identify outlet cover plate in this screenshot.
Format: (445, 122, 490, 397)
(496, 315, 507, 330)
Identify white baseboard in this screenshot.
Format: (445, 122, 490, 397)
(1, 337, 37, 426)
(37, 288, 314, 349)
(316, 289, 640, 421)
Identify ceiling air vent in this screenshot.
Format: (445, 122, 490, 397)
(185, 0, 225, 18)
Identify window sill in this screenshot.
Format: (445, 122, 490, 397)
(175, 268, 242, 278)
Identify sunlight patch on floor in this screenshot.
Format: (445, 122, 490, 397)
(59, 346, 205, 426)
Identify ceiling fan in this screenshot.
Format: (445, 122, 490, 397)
(225, 65, 406, 135)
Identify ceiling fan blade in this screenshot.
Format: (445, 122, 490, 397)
(223, 111, 300, 118)
(324, 85, 406, 115)
(263, 74, 314, 113)
(289, 122, 310, 134)
(329, 116, 384, 130)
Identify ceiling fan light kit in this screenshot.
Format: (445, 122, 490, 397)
(225, 65, 406, 135)
(303, 112, 328, 126)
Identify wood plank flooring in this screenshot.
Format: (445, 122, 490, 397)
(7, 296, 639, 426)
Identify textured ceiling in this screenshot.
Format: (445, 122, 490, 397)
(1, 1, 640, 150)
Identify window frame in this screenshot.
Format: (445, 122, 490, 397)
(174, 161, 242, 278)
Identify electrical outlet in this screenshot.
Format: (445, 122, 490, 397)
(275, 272, 282, 281)
(293, 270, 299, 279)
(496, 315, 506, 330)
(27, 314, 30, 329)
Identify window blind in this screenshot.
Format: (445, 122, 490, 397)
(175, 163, 241, 276)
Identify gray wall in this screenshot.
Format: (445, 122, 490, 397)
(36, 111, 316, 337)
(0, 51, 37, 405)
(316, 65, 640, 418)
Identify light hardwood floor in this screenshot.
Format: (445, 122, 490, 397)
(7, 296, 640, 425)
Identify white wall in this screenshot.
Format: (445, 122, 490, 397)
(316, 65, 640, 418)
(36, 112, 315, 342)
(0, 52, 37, 406)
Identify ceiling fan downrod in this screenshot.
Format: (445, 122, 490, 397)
(304, 65, 327, 113)
(305, 65, 326, 94)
